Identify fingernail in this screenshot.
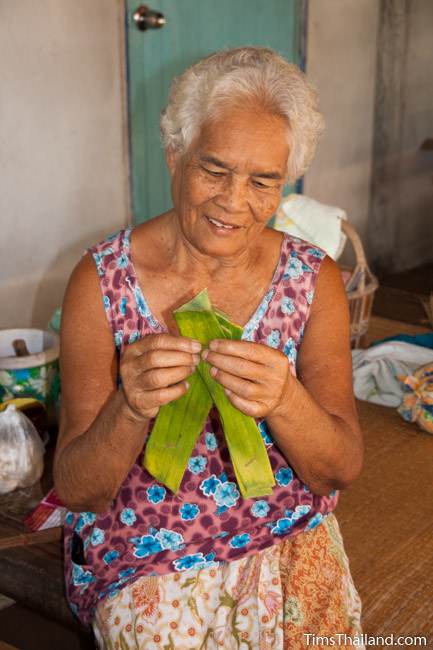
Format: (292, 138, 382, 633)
(191, 341, 202, 352)
(210, 366, 217, 377)
(185, 381, 190, 389)
(192, 354, 200, 364)
(201, 349, 208, 360)
(209, 340, 219, 351)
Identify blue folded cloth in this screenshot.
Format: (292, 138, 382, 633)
(370, 332, 433, 350)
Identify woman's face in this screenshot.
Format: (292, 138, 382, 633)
(167, 107, 290, 259)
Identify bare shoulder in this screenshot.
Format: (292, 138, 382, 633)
(131, 212, 174, 271)
(297, 255, 358, 429)
(57, 252, 117, 454)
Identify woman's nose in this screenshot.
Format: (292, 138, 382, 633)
(215, 175, 248, 212)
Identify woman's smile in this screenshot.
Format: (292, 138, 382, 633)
(204, 214, 242, 234)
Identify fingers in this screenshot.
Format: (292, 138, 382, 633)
(209, 367, 262, 400)
(223, 390, 265, 418)
(206, 339, 272, 364)
(127, 333, 202, 357)
(126, 381, 190, 419)
(138, 364, 196, 390)
(205, 350, 267, 383)
(119, 333, 201, 420)
(136, 382, 190, 409)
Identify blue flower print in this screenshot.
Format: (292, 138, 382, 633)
(251, 500, 270, 518)
(146, 484, 166, 504)
(74, 512, 96, 533)
(120, 296, 128, 316)
(173, 553, 204, 571)
(307, 247, 325, 260)
(292, 504, 311, 521)
(133, 286, 150, 318)
(188, 455, 207, 475)
(200, 474, 221, 496)
(119, 567, 136, 580)
(271, 517, 293, 536)
(283, 338, 297, 365)
(173, 551, 218, 572)
(117, 252, 129, 269)
(306, 290, 314, 305)
(212, 530, 229, 539)
(129, 534, 163, 558)
(267, 329, 281, 348)
(83, 512, 97, 525)
(179, 503, 200, 521)
(229, 533, 251, 549)
(281, 297, 296, 316)
(120, 507, 137, 526)
(258, 420, 273, 447)
(213, 481, 240, 508)
(93, 253, 105, 277)
(242, 289, 275, 342)
(284, 256, 304, 280)
(329, 490, 337, 497)
(103, 295, 111, 311)
(275, 467, 294, 486)
(65, 512, 74, 526)
(155, 528, 185, 552)
(72, 564, 96, 590)
(205, 432, 218, 451)
(103, 550, 120, 565)
(128, 330, 140, 344)
(114, 330, 123, 347)
(303, 484, 310, 493)
(306, 513, 324, 530)
(90, 528, 105, 546)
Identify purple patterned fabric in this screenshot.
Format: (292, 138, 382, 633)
(63, 227, 339, 625)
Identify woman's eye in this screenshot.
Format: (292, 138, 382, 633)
(253, 180, 271, 189)
(202, 167, 225, 177)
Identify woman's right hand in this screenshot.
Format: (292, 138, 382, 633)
(119, 334, 202, 421)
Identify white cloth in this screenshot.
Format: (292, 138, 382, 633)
(352, 341, 433, 407)
(274, 194, 347, 260)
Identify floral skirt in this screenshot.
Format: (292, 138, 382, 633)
(92, 513, 364, 650)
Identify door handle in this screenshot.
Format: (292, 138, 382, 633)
(133, 5, 166, 30)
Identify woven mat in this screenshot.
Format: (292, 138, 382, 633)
(336, 399, 433, 641)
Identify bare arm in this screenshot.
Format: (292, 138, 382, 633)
(204, 256, 363, 496)
(53, 253, 200, 513)
(266, 256, 363, 494)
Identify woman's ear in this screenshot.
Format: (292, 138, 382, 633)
(165, 148, 178, 176)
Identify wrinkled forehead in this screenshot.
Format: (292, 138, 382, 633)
(190, 107, 290, 176)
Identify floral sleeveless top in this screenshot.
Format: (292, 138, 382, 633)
(63, 227, 339, 625)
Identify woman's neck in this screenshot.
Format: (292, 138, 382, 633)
(164, 210, 264, 284)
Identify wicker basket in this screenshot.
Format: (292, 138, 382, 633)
(339, 220, 379, 349)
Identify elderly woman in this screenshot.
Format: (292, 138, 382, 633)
(54, 47, 364, 649)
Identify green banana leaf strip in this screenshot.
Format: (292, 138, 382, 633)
(143, 369, 212, 493)
(174, 291, 275, 498)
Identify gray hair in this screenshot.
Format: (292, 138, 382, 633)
(160, 47, 324, 182)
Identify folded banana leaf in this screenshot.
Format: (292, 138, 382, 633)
(143, 289, 275, 498)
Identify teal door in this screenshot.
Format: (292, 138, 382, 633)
(126, 0, 304, 224)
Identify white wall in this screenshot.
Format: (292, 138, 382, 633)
(0, 1, 129, 329)
(304, 0, 379, 266)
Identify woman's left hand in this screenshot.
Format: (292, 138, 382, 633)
(202, 339, 292, 418)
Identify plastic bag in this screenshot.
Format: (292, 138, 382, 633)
(0, 404, 45, 494)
